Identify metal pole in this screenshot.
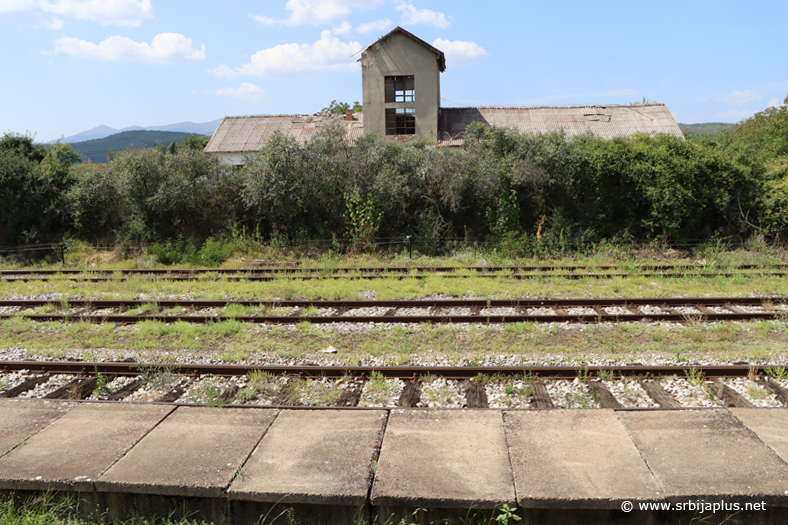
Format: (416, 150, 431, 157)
(406, 236, 412, 259)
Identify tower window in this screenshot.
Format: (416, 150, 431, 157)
(385, 76, 415, 103)
(386, 107, 415, 135)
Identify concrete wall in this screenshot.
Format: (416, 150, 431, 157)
(360, 32, 440, 142)
(214, 152, 245, 166)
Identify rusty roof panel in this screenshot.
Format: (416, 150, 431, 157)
(204, 113, 364, 153)
(437, 104, 683, 145)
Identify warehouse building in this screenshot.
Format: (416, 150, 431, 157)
(205, 27, 683, 165)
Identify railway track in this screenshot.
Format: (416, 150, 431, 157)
(2, 263, 788, 281)
(2, 360, 787, 410)
(0, 297, 786, 324)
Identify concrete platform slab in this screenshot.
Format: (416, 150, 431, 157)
(229, 409, 387, 506)
(370, 409, 515, 509)
(0, 399, 74, 454)
(96, 407, 278, 498)
(730, 408, 788, 464)
(618, 409, 788, 500)
(0, 403, 172, 491)
(504, 410, 662, 508)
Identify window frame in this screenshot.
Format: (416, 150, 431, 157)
(385, 75, 415, 103)
(385, 107, 416, 136)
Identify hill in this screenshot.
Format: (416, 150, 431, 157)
(70, 130, 207, 164)
(679, 122, 734, 137)
(60, 118, 222, 143)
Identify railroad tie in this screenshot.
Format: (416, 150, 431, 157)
(107, 379, 143, 401)
(530, 381, 554, 409)
(154, 386, 185, 403)
(586, 382, 623, 409)
(334, 387, 362, 407)
(762, 378, 788, 406)
(464, 381, 489, 409)
(0, 374, 50, 398)
(713, 380, 755, 408)
(638, 380, 681, 408)
(43, 377, 98, 400)
(396, 382, 421, 407)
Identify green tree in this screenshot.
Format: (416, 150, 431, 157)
(0, 133, 80, 245)
(320, 100, 363, 114)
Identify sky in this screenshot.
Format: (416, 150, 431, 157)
(1, 0, 787, 142)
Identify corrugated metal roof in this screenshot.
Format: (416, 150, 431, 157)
(205, 104, 683, 154)
(204, 113, 364, 153)
(437, 104, 683, 146)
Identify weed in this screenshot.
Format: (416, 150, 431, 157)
(137, 359, 180, 389)
(365, 371, 390, 403)
(187, 375, 225, 407)
(300, 305, 320, 316)
(92, 365, 112, 397)
(596, 369, 613, 381)
(219, 348, 248, 362)
(565, 390, 597, 409)
(746, 383, 770, 400)
(495, 504, 521, 525)
(576, 366, 590, 383)
(766, 367, 788, 380)
(246, 370, 279, 398)
(232, 466, 246, 482)
(685, 368, 707, 388)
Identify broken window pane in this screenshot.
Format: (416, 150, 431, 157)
(385, 76, 415, 103)
(385, 108, 416, 135)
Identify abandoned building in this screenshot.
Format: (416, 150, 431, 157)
(205, 26, 683, 165)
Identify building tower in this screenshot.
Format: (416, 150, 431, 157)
(359, 26, 446, 142)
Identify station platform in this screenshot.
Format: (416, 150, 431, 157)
(1, 399, 787, 524)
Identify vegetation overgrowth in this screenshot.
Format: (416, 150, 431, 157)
(1, 95, 787, 256)
(2, 243, 788, 366)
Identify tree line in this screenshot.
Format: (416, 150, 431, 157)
(1, 94, 786, 254)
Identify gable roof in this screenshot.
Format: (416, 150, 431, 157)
(361, 26, 446, 72)
(204, 113, 364, 153)
(437, 104, 683, 146)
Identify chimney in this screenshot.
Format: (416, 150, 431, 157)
(345, 109, 353, 121)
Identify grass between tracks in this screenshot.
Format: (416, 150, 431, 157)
(2, 314, 788, 365)
(3, 272, 788, 301)
(3, 247, 788, 365)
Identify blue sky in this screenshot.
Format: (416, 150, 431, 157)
(1, 0, 787, 142)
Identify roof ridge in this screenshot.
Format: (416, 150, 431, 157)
(440, 103, 667, 110)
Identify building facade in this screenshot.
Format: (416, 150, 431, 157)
(205, 27, 683, 163)
(359, 26, 445, 143)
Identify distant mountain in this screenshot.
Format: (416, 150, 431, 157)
(70, 130, 207, 164)
(679, 122, 734, 137)
(60, 118, 222, 143)
(62, 124, 121, 143)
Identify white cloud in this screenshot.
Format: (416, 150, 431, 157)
(356, 19, 391, 34)
(213, 30, 360, 76)
(432, 38, 486, 66)
(55, 33, 205, 63)
(0, 0, 38, 13)
(721, 89, 761, 105)
(768, 97, 782, 108)
(396, 2, 451, 28)
(332, 20, 352, 35)
(215, 82, 264, 101)
(1, 0, 153, 26)
(249, 14, 276, 25)
(715, 109, 753, 121)
(251, 0, 380, 26)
